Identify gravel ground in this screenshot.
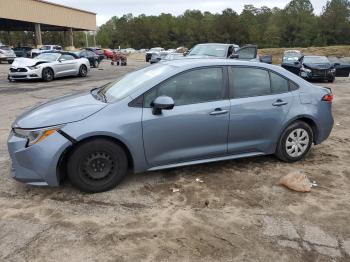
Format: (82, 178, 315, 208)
(0, 59, 349, 262)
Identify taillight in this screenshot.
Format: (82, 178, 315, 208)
(322, 93, 333, 102)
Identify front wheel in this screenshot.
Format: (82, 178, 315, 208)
(67, 139, 128, 193)
(328, 77, 335, 83)
(276, 121, 313, 163)
(42, 68, 54, 82)
(78, 65, 88, 77)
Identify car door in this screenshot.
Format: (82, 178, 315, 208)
(55, 54, 77, 76)
(228, 66, 294, 155)
(142, 67, 230, 167)
(235, 45, 258, 61)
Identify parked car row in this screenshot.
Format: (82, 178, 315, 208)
(281, 50, 350, 82)
(147, 43, 273, 65)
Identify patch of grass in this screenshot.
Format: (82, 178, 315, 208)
(259, 45, 350, 64)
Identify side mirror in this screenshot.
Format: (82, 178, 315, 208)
(294, 61, 300, 65)
(151, 96, 175, 115)
(59, 58, 66, 62)
(230, 54, 239, 59)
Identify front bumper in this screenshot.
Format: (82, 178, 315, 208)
(7, 130, 72, 186)
(8, 68, 42, 80)
(301, 70, 335, 80)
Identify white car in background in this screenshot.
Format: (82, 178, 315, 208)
(145, 47, 165, 62)
(0, 45, 16, 64)
(8, 52, 90, 82)
(125, 48, 136, 54)
(31, 45, 63, 57)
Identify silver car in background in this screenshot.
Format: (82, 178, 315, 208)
(0, 45, 16, 64)
(8, 52, 90, 82)
(8, 59, 334, 193)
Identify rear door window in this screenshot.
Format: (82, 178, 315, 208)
(230, 67, 270, 98)
(270, 72, 289, 94)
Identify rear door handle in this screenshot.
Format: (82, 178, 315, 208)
(209, 108, 229, 115)
(272, 100, 288, 107)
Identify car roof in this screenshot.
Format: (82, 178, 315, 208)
(39, 51, 78, 58)
(161, 58, 272, 68)
(303, 55, 327, 58)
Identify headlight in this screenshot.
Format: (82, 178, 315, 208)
(302, 68, 312, 73)
(28, 66, 38, 70)
(13, 125, 64, 146)
(330, 68, 336, 73)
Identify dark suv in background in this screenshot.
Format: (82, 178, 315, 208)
(85, 47, 105, 62)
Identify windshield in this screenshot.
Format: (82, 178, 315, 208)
(0, 46, 11, 50)
(35, 53, 60, 61)
(97, 64, 173, 102)
(40, 46, 51, 50)
(188, 44, 226, 57)
(304, 56, 329, 64)
(283, 52, 302, 62)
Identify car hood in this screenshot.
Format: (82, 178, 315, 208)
(12, 58, 51, 67)
(303, 63, 333, 70)
(14, 92, 107, 129)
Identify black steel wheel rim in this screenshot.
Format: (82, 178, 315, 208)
(44, 70, 53, 80)
(81, 152, 115, 181)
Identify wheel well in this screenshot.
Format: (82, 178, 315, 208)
(42, 67, 54, 77)
(57, 135, 134, 183)
(291, 117, 318, 143)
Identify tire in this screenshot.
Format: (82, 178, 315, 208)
(67, 139, 128, 193)
(42, 68, 54, 82)
(78, 65, 88, 77)
(328, 77, 335, 83)
(275, 121, 313, 163)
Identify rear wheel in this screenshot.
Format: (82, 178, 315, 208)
(79, 65, 88, 77)
(42, 68, 54, 82)
(276, 121, 313, 162)
(67, 139, 128, 193)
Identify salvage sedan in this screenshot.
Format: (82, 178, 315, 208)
(283, 55, 336, 82)
(8, 52, 90, 82)
(8, 59, 334, 193)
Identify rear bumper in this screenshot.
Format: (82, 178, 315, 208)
(7, 130, 72, 186)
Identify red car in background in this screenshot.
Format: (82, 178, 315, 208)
(104, 49, 114, 59)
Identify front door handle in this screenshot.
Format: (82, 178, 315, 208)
(209, 108, 229, 116)
(272, 99, 288, 107)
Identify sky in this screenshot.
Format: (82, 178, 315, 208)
(49, 0, 329, 26)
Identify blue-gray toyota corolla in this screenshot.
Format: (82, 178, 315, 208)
(8, 59, 334, 193)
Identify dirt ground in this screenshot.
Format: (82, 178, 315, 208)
(0, 58, 350, 262)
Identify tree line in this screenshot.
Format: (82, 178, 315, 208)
(96, 0, 350, 49)
(1, 0, 349, 49)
